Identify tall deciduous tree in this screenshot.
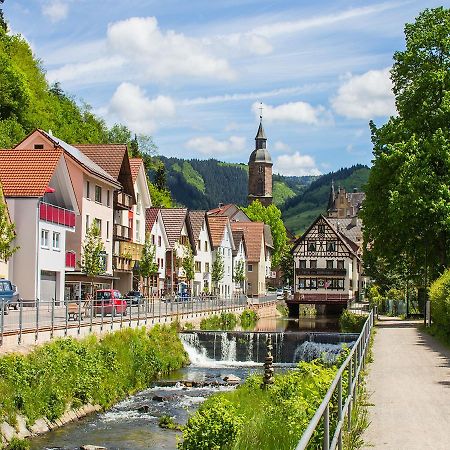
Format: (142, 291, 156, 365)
(181, 245, 195, 294)
(243, 200, 287, 267)
(80, 223, 105, 294)
(139, 235, 159, 297)
(0, 0, 7, 32)
(0, 197, 18, 262)
(362, 7, 450, 291)
(211, 252, 225, 295)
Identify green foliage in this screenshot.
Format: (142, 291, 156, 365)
(233, 260, 245, 284)
(429, 269, 450, 338)
(148, 181, 172, 208)
(0, 195, 18, 261)
(239, 309, 258, 330)
(80, 223, 105, 278)
(272, 180, 296, 205)
(339, 310, 368, 333)
(139, 235, 159, 296)
(180, 359, 340, 450)
(181, 245, 195, 283)
(0, 325, 188, 425)
(211, 252, 225, 289)
(279, 244, 294, 285)
(200, 313, 238, 331)
(243, 200, 287, 267)
(362, 7, 450, 289)
(6, 437, 30, 450)
(276, 303, 289, 317)
(159, 414, 183, 430)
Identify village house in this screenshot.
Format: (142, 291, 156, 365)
(207, 203, 251, 223)
(0, 148, 79, 304)
(15, 130, 121, 300)
(231, 228, 247, 295)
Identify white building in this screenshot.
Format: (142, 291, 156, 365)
(231, 229, 247, 295)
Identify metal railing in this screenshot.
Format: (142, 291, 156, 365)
(295, 308, 375, 450)
(0, 295, 279, 348)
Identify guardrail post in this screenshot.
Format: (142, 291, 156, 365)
(338, 375, 343, 450)
(89, 299, 93, 332)
(0, 301, 4, 347)
(78, 298, 82, 335)
(35, 298, 40, 342)
(323, 405, 330, 450)
(51, 298, 55, 339)
(348, 356, 353, 431)
(18, 300, 23, 344)
(65, 299, 69, 336)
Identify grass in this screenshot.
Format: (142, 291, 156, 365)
(0, 324, 188, 425)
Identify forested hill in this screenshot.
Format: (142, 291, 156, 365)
(282, 164, 370, 235)
(151, 156, 316, 210)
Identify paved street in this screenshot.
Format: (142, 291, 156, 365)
(364, 317, 450, 450)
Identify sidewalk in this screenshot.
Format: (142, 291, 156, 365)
(364, 317, 450, 450)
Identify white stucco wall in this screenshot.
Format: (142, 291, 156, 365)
(193, 219, 213, 294)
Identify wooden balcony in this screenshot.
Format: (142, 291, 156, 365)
(295, 268, 346, 277)
(114, 191, 133, 210)
(113, 224, 132, 241)
(117, 241, 144, 261)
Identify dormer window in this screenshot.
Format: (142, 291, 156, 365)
(34, 144, 44, 150)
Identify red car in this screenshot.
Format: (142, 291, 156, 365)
(93, 289, 127, 316)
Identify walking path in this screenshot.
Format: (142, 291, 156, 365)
(364, 317, 450, 449)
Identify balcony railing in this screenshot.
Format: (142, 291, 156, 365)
(39, 202, 76, 229)
(295, 267, 347, 277)
(114, 191, 133, 210)
(113, 224, 132, 241)
(66, 251, 76, 269)
(113, 255, 132, 271)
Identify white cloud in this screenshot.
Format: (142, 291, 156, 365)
(107, 82, 176, 134)
(186, 135, 246, 156)
(331, 67, 396, 119)
(274, 141, 290, 152)
(274, 152, 321, 176)
(42, 1, 69, 23)
(252, 101, 330, 125)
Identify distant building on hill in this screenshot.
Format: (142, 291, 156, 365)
(327, 181, 365, 219)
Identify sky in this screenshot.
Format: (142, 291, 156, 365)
(4, 0, 440, 176)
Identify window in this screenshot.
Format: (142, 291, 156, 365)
(180, 235, 188, 245)
(86, 181, 91, 199)
(95, 218, 102, 234)
(258, 166, 264, 174)
(327, 241, 336, 252)
(310, 260, 317, 268)
(326, 260, 334, 269)
(151, 234, 155, 245)
(100, 251, 107, 271)
(308, 241, 316, 252)
(136, 220, 140, 242)
(158, 236, 161, 247)
(248, 264, 253, 272)
(136, 193, 141, 215)
(52, 232, 60, 250)
(106, 221, 110, 240)
(337, 260, 345, 269)
(205, 262, 210, 273)
(195, 261, 201, 273)
(85, 214, 89, 231)
(106, 190, 111, 207)
(41, 229, 49, 248)
(318, 224, 325, 234)
(299, 260, 306, 268)
(95, 185, 102, 203)
(34, 144, 44, 149)
(204, 241, 208, 252)
(197, 240, 201, 251)
(298, 279, 306, 289)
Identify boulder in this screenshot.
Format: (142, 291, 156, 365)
(80, 446, 107, 450)
(16, 414, 31, 438)
(152, 395, 165, 402)
(223, 375, 241, 385)
(138, 405, 150, 413)
(0, 422, 15, 442)
(30, 418, 50, 435)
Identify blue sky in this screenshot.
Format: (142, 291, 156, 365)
(4, 0, 439, 175)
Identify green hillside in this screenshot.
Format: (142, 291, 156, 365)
(152, 156, 315, 210)
(281, 165, 370, 235)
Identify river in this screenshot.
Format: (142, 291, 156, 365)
(30, 315, 346, 450)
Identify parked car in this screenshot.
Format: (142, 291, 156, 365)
(0, 280, 20, 314)
(124, 291, 144, 306)
(276, 288, 284, 299)
(93, 289, 127, 316)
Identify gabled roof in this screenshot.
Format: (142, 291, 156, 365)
(231, 229, 247, 257)
(129, 158, 144, 184)
(160, 208, 189, 249)
(188, 210, 208, 242)
(35, 130, 121, 187)
(0, 149, 63, 197)
(231, 221, 265, 262)
(327, 217, 362, 246)
(207, 216, 230, 249)
(145, 207, 160, 234)
(207, 203, 251, 222)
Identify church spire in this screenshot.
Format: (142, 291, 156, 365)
(327, 179, 336, 212)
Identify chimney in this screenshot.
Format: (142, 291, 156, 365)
(218, 203, 224, 209)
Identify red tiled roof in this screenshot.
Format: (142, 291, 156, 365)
(188, 210, 207, 241)
(129, 158, 144, 183)
(208, 204, 234, 216)
(76, 144, 127, 179)
(145, 207, 160, 234)
(0, 149, 63, 197)
(231, 221, 264, 262)
(160, 208, 188, 249)
(207, 216, 229, 248)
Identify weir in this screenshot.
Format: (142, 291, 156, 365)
(180, 331, 358, 365)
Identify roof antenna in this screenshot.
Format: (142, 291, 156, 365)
(259, 102, 263, 122)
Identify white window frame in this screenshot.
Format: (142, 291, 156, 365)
(41, 229, 49, 248)
(52, 232, 60, 251)
(95, 185, 102, 204)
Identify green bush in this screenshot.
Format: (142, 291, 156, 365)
(429, 269, 450, 338)
(239, 309, 258, 330)
(339, 310, 368, 333)
(0, 325, 188, 425)
(200, 313, 238, 330)
(6, 437, 30, 450)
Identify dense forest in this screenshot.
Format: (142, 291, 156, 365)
(150, 156, 316, 210)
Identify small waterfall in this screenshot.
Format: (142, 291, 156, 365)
(293, 341, 352, 364)
(256, 333, 260, 362)
(246, 333, 254, 361)
(220, 333, 237, 361)
(277, 333, 284, 363)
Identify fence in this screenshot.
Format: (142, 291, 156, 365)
(0, 294, 277, 348)
(295, 308, 375, 450)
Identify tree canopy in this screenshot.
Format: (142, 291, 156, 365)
(80, 223, 105, 278)
(362, 7, 450, 290)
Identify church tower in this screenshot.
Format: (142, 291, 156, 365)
(248, 118, 273, 206)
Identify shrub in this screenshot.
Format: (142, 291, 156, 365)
(239, 309, 258, 329)
(200, 313, 238, 330)
(6, 437, 30, 450)
(339, 310, 368, 333)
(429, 269, 450, 338)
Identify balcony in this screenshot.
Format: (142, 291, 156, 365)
(117, 241, 144, 261)
(113, 223, 132, 241)
(39, 202, 76, 229)
(113, 255, 132, 271)
(65, 251, 76, 270)
(114, 191, 133, 210)
(295, 267, 347, 277)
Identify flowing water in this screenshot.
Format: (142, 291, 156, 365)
(31, 316, 352, 450)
